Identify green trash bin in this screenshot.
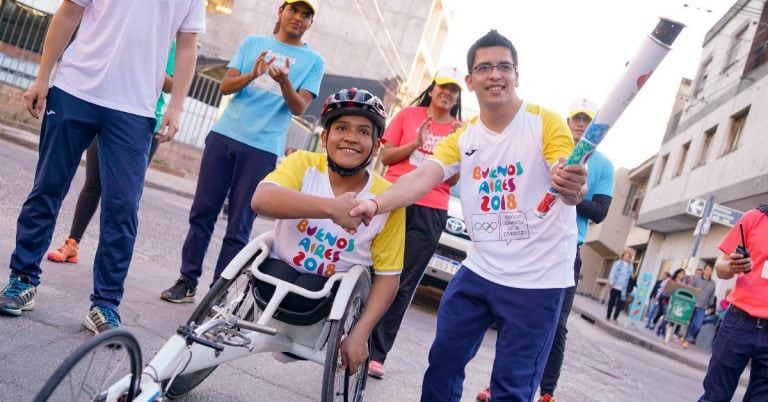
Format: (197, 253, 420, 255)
(666, 289, 696, 326)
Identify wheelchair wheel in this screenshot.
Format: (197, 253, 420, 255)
(164, 265, 257, 399)
(34, 329, 142, 402)
(321, 275, 370, 402)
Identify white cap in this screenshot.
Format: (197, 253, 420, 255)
(568, 99, 599, 120)
(433, 66, 464, 90)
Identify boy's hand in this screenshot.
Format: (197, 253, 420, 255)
(155, 108, 181, 143)
(339, 330, 369, 374)
(251, 50, 276, 79)
(331, 192, 362, 234)
(23, 79, 49, 119)
(268, 58, 291, 85)
(551, 158, 587, 205)
(349, 198, 378, 227)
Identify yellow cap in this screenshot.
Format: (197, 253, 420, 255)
(285, 0, 317, 14)
(568, 99, 599, 120)
(433, 66, 464, 90)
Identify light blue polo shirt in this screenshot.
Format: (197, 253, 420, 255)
(212, 35, 324, 155)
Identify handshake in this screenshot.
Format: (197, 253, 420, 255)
(328, 192, 379, 235)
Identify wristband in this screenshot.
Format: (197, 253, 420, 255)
(370, 198, 380, 216)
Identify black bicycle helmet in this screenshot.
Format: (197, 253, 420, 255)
(320, 88, 387, 137)
(320, 88, 388, 177)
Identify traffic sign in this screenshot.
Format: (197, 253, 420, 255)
(686, 198, 706, 217)
(710, 204, 743, 227)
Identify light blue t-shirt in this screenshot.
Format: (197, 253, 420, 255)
(212, 35, 324, 155)
(576, 150, 614, 244)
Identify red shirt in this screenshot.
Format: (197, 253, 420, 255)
(718, 209, 768, 318)
(382, 106, 458, 210)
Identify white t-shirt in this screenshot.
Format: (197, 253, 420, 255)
(53, 0, 206, 117)
(430, 102, 577, 289)
(261, 151, 405, 277)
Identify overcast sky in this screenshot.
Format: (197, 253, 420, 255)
(440, 0, 740, 170)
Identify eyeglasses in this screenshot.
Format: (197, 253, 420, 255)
(471, 63, 516, 75)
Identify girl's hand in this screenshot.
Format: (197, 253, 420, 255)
(339, 329, 369, 374)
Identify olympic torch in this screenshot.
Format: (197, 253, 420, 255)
(534, 17, 685, 218)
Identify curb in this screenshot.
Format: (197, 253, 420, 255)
(571, 304, 709, 371)
(0, 126, 195, 200)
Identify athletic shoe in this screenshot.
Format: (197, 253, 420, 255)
(537, 393, 556, 402)
(0, 276, 36, 316)
(83, 306, 121, 335)
(46, 237, 80, 263)
(367, 360, 385, 379)
(476, 386, 491, 401)
(160, 277, 196, 303)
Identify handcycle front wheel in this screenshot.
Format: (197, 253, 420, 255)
(34, 329, 142, 402)
(163, 264, 257, 399)
(321, 274, 370, 402)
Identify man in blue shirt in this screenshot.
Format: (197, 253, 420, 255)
(161, 0, 325, 302)
(537, 99, 615, 402)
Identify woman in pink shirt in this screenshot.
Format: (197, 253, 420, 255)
(368, 66, 464, 379)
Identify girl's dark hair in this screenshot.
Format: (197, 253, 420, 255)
(672, 268, 686, 281)
(466, 29, 518, 72)
(410, 81, 462, 120)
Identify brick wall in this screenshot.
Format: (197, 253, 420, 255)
(0, 83, 40, 129)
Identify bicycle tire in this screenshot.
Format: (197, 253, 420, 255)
(164, 265, 257, 399)
(321, 275, 370, 402)
(34, 329, 142, 402)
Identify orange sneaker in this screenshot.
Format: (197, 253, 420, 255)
(537, 393, 556, 402)
(47, 238, 79, 263)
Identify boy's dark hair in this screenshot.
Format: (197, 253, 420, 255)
(411, 82, 463, 120)
(466, 29, 518, 72)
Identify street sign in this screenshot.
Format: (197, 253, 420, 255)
(686, 198, 706, 217)
(710, 204, 743, 227)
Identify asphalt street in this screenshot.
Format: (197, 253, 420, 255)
(0, 140, 741, 401)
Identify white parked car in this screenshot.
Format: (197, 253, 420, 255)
(421, 186, 470, 289)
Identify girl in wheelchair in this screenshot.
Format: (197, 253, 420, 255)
(251, 88, 405, 375)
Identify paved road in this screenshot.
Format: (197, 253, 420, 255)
(0, 141, 740, 401)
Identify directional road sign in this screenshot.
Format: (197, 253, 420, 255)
(686, 198, 706, 217)
(710, 204, 743, 227)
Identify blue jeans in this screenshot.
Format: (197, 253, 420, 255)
(421, 267, 563, 402)
(179, 132, 276, 287)
(10, 87, 154, 311)
(645, 301, 659, 328)
(686, 307, 706, 342)
(699, 307, 768, 401)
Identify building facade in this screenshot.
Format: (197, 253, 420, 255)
(635, 0, 768, 301)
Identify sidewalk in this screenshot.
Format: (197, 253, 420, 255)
(572, 294, 711, 370)
(573, 294, 749, 386)
(0, 119, 198, 199)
